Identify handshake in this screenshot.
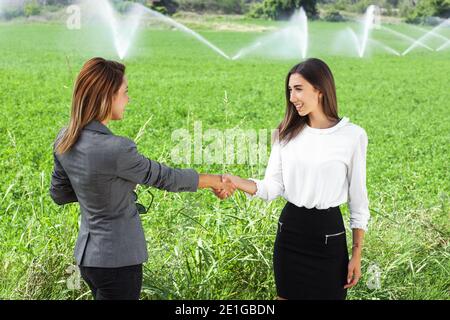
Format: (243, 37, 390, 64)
(211, 174, 239, 200)
(199, 173, 255, 199)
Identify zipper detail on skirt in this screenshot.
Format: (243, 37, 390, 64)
(325, 231, 345, 244)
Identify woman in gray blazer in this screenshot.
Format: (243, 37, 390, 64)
(49, 57, 235, 300)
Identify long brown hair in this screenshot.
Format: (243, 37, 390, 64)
(56, 57, 125, 154)
(276, 58, 340, 144)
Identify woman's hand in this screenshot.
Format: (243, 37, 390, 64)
(212, 174, 258, 199)
(211, 175, 237, 199)
(211, 174, 239, 199)
(344, 255, 362, 289)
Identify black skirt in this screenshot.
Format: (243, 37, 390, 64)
(273, 202, 349, 300)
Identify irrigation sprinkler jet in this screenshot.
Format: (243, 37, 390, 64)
(403, 18, 450, 55)
(437, 39, 450, 51)
(346, 5, 383, 57)
(79, 0, 230, 60)
(79, 0, 143, 60)
(231, 7, 309, 60)
(134, 3, 231, 60)
(408, 24, 450, 44)
(369, 38, 400, 56)
(380, 26, 433, 52)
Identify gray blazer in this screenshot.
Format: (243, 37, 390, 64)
(49, 120, 199, 268)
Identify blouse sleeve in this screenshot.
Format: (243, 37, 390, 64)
(246, 140, 284, 201)
(347, 130, 370, 231)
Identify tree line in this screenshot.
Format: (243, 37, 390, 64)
(1, 0, 449, 24)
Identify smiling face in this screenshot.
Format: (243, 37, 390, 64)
(288, 73, 323, 117)
(111, 75, 129, 120)
(278, 59, 340, 144)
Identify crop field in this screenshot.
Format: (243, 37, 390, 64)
(0, 19, 449, 299)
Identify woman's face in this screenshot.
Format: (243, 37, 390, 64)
(111, 76, 129, 120)
(288, 73, 322, 117)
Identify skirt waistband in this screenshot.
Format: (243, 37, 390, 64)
(279, 202, 345, 236)
(283, 202, 341, 213)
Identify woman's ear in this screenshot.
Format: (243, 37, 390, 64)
(111, 92, 119, 107)
(314, 87, 323, 100)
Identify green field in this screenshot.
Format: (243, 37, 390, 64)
(0, 20, 449, 299)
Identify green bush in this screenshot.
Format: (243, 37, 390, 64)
(323, 10, 346, 22)
(247, 1, 266, 18)
(111, 0, 178, 15)
(149, 0, 179, 15)
(1, 7, 25, 20)
(331, 0, 349, 11)
(405, 0, 450, 23)
(354, 0, 375, 14)
(219, 0, 248, 14)
(321, 0, 403, 16)
(247, 0, 318, 20)
(399, 0, 415, 17)
(24, 1, 41, 17)
(177, 0, 247, 14)
(152, 5, 169, 15)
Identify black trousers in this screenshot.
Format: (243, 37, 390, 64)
(79, 264, 143, 300)
(273, 202, 349, 300)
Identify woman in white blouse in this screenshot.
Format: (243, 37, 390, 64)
(215, 58, 370, 300)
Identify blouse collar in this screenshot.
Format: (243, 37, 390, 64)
(304, 116, 350, 135)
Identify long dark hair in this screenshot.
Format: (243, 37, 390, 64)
(276, 58, 340, 144)
(56, 57, 125, 154)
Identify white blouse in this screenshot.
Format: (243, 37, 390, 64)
(247, 116, 370, 231)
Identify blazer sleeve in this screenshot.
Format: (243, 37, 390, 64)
(116, 138, 199, 192)
(49, 151, 78, 205)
